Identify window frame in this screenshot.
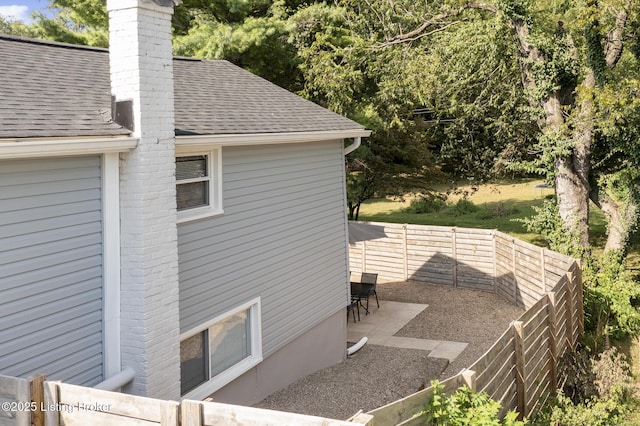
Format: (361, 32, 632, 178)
(179, 298, 263, 399)
(175, 147, 223, 223)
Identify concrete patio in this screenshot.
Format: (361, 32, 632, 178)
(348, 300, 468, 361)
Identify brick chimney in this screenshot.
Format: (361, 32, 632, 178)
(107, 0, 181, 399)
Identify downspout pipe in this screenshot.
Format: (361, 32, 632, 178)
(94, 366, 136, 391)
(344, 137, 361, 155)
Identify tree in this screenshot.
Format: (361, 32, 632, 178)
(310, 0, 640, 255)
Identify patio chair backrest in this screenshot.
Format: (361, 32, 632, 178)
(360, 272, 378, 285)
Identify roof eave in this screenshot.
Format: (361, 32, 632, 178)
(176, 129, 371, 147)
(0, 136, 139, 160)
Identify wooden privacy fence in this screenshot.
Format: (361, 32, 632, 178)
(349, 222, 583, 424)
(0, 376, 372, 426)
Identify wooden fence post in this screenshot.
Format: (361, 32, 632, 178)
(29, 374, 45, 426)
(361, 241, 366, 272)
(512, 321, 526, 419)
(459, 369, 477, 391)
(565, 270, 575, 350)
(403, 224, 408, 281)
(575, 261, 584, 336)
(43, 382, 59, 426)
(491, 232, 497, 293)
(540, 247, 547, 295)
(547, 293, 558, 396)
(452, 227, 457, 288)
(512, 240, 518, 305)
(181, 400, 203, 426)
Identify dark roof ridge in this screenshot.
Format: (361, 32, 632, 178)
(0, 34, 109, 53)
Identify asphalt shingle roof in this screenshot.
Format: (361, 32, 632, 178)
(0, 35, 364, 139)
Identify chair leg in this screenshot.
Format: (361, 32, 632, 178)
(375, 290, 379, 308)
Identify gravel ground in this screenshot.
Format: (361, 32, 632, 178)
(254, 280, 524, 420)
(379, 280, 525, 377)
(255, 344, 447, 420)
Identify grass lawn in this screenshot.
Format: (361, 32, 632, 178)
(358, 179, 603, 246)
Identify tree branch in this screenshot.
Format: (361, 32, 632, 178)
(604, 0, 631, 68)
(383, 2, 497, 44)
(373, 20, 464, 48)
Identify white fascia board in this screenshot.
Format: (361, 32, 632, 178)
(176, 129, 371, 147)
(0, 136, 139, 159)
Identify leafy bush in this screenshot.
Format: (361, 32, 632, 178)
(406, 194, 447, 214)
(475, 202, 520, 219)
(420, 381, 526, 425)
(446, 199, 480, 216)
(533, 345, 636, 425)
(537, 393, 630, 426)
(592, 347, 634, 401)
(583, 251, 640, 343)
(557, 344, 598, 404)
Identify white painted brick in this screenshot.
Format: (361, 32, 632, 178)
(108, 0, 180, 400)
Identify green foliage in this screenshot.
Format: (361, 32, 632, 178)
(447, 199, 480, 216)
(520, 198, 640, 341)
(517, 199, 583, 257)
(525, 29, 580, 102)
(26, 0, 109, 47)
(174, 0, 301, 91)
(405, 194, 447, 214)
(582, 251, 640, 341)
(535, 393, 630, 426)
(421, 381, 525, 425)
(533, 346, 635, 426)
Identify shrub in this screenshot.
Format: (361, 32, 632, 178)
(446, 199, 480, 216)
(420, 381, 526, 425)
(475, 202, 520, 219)
(406, 194, 447, 214)
(533, 345, 636, 425)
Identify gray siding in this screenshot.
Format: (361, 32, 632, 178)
(178, 141, 349, 356)
(0, 156, 104, 385)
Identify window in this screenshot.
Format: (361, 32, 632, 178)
(176, 148, 222, 223)
(180, 298, 262, 398)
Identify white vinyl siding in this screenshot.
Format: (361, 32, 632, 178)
(178, 141, 349, 357)
(0, 156, 104, 386)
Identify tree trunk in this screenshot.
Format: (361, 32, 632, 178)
(591, 186, 640, 253)
(554, 71, 596, 249)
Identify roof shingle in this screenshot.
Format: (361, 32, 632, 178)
(0, 35, 364, 139)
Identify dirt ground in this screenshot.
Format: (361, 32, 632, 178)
(254, 280, 524, 420)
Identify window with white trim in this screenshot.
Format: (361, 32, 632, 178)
(175, 148, 222, 223)
(180, 298, 262, 398)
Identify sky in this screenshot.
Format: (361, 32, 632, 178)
(0, 0, 49, 24)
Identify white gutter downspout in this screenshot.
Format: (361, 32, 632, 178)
(344, 136, 368, 356)
(94, 366, 136, 391)
(344, 136, 361, 155)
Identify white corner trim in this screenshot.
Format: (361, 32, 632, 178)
(0, 137, 138, 160)
(176, 129, 371, 147)
(102, 153, 121, 378)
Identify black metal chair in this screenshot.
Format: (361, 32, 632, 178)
(351, 272, 378, 315)
(347, 297, 360, 322)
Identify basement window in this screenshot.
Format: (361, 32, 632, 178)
(180, 298, 262, 399)
(176, 148, 222, 223)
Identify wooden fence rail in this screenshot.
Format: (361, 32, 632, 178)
(0, 379, 372, 426)
(349, 222, 582, 424)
